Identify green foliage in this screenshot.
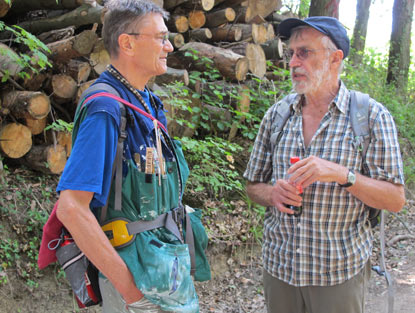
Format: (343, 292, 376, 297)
(280, 0, 310, 18)
(343, 48, 415, 185)
(0, 170, 57, 289)
(0, 22, 51, 82)
(44, 119, 74, 133)
(181, 136, 244, 201)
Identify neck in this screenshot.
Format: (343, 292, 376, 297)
(304, 79, 340, 112)
(111, 58, 149, 91)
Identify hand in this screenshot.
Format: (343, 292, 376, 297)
(286, 156, 347, 188)
(270, 179, 303, 214)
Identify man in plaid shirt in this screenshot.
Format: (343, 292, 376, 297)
(244, 16, 405, 313)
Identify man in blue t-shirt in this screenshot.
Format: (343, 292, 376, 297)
(55, 1, 194, 312)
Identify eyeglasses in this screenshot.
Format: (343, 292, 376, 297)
(285, 48, 330, 61)
(126, 32, 170, 45)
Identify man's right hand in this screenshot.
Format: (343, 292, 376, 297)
(270, 179, 303, 214)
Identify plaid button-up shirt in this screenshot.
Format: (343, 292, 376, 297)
(244, 82, 404, 286)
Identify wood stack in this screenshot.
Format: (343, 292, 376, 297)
(0, 0, 288, 174)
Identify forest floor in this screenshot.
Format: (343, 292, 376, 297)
(0, 167, 414, 313)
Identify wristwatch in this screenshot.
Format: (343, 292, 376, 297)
(338, 169, 356, 188)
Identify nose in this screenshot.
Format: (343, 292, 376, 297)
(289, 52, 301, 68)
(164, 39, 174, 52)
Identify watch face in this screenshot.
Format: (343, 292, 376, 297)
(348, 170, 356, 185)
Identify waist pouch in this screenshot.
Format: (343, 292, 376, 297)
(55, 240, 101, 308)
(117, 229, 199, 313)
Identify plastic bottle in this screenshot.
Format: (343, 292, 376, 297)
(285, 156, 303, 217)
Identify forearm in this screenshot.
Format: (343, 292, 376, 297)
(57, 190, 143, 303)
(347, 172, 405, 212)
(246, 181, 274, 207)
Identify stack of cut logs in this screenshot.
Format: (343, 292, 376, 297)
(0, 0, 291, 174)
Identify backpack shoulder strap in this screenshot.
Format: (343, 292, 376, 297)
(270, 93, 297, 147)
(349, 90, 371, 158)
(78, 83, 127, 221)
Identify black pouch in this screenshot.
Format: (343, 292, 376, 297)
(55, 241, 102, 308)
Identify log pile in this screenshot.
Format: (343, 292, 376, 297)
(0, 0, 290, 174)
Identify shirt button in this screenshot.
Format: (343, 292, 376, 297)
(297, 222, 301, 228)
(298, 141, 302, 147)
(168, 167, 173, 173)
(296, 248, 301, 253)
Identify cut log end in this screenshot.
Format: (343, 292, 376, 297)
(0, 123, 32, 159)
(235, 57, 249, 81)
(30, 93, 51, 119)
(47, 145, 67, 174)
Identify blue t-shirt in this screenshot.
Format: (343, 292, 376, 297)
(57, 71, 165, 208)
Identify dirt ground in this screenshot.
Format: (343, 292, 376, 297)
(1, 202, 414, 313)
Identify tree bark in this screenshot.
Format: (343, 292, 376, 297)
(89, 39, 110, 75)
(182, 0, 216, 11)
(8, 0, 85, 16)
(169, 32, 185, 48)
(0, 43, 23, 79)
(37, 26, 76, 45)
(25, 116, 47, 135)
(350, 0, 371, 66)
(1, 90, 51, 120)
(245, 0, 281, 23)
(17, 4, 103, 35)
(0, 123, 32, 159)
(154, 67, 189, 86)
(210, 25, 242, 42)
(204, 7, 235, 28)
(309, 0, 340, 18)
(64, 59, 92, 84)
(188, 28, 212, 41)
(47, 30, 98, 63)
(167, 42, 248, 81)
(261, 38, 284, 60)
(387, 0, 414, 91)
(164, 0, 188, 10)
(0, 0, 12, 17)
(22, 144, 67, 174)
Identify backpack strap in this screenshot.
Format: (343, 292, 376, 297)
(349, 90, 371, 158)
(270, 93, 297, 148)
(350, 90, 395, 313)
(78, 83, 128, 221)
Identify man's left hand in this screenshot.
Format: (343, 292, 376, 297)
(286, 156, 347, 188)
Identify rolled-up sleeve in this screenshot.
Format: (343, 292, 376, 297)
(363, 100, 404, 185)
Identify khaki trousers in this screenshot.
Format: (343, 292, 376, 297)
(263, 261, 371, 313)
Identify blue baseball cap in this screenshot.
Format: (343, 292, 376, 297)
(277, 16, 350, 59)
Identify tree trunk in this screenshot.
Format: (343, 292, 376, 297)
(51, 74, 78, 102)
(22, 144, 67, 174)
(0, 0, 12, 17)
(188, 10, 206, 29)
(7, 0, 84, 16)
(387, 0, 414, 91)
(89, 39, 110, 75)
(166, 14, 189, 33)
(350, 0, 371, 66)
(245, 43, 266, 78)
(261, 38, 284, 60)
(169, 32, 185, 48)
(210, 25, 242, 42)
(1, 90, 51, 120)
(188, 28, 212, 41)
(16, 4, 103, 35)
(309, 0, 340, 18)
(0, 43, 23, 79)
(154, 67, 189, 86)
(76, 79, 97, 103)
(57, 131, 72, 156)
(182, 0, 216, 11)
(0, 123, 32, 159)
(245, 0, 282, 22)
(64, 59, 92, 84)
(22, 72, 49, 92)
(47, 30, 98, 63)
(167, 42, 249, 81)
(204, 8, 235, 28)
(37, 26, 76, 45)
(164, 0, 188, 10)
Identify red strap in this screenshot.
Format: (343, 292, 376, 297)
(83, 92, 168, 133)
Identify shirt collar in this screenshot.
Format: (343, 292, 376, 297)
(291, 80, 349, 115)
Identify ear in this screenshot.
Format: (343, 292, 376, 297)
(331, 49, 343, 65)
(118, 33, 135, 57)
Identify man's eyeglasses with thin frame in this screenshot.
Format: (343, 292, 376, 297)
(126, 32, 170, 45)
(285, 47, 331, 61)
